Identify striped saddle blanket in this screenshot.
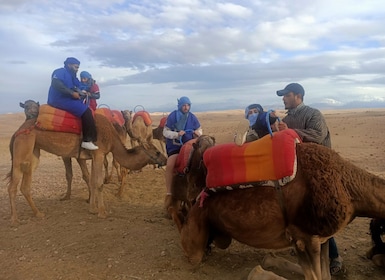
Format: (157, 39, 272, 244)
(35, 104, 82, 134)
(203, 129, 301, 189)
(174, 138, 197, 174)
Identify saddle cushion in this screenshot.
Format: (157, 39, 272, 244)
(95, 108, 125, 126)
(133, 111, 152, 126)
(204, 129, 301, 188)
(174, 138, 197, 174)
(159, 116, 167, 128)
(35, 104, 82, 134)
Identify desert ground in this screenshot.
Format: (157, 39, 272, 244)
(1, 108, 385, 280)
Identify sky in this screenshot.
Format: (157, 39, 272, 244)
(1, 0, 385, 114)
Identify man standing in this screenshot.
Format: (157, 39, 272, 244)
(276, 82, 343, 276)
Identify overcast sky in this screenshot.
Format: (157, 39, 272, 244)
(1, 0, 385, 114)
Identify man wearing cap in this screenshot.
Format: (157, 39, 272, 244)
(47, 57, 98, 150)
(162, 96, 202, 213)
(276, 82, 343, 275)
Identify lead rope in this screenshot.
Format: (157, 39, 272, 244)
(266, 109, 281, 137)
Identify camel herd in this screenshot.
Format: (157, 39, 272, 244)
(6, 101, 385, 280)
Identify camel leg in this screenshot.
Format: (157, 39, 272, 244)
(294, 237, 325, 280)
(8, 167, 22, 226)
(90, 153, 107, 218)
(61, 157, 73, 201)
(19, 156, 45, 220)
(262, 253, 303, 276)
(76, 158, 91, 202)
(113, 158, 122, 181)
(320, 241, 331, 280)
(103, 155, 112, 183)
(117, 166, 128, 198)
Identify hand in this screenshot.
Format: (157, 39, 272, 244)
(178, 130, 186, 136)
(72, 92, 80, 99)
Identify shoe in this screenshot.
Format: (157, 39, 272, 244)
(234, 119, 250, 146)
(81, 141, 99, 150)
(330, 256, 343, 275)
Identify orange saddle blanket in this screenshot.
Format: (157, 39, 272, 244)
(203, 129, 301, 188)
(174, 138, 197, 174)
(133, 111, 152, 126)
(95, 108, 125, 126)
(159, 116, 167, 128)
(35, 104, 82, 134)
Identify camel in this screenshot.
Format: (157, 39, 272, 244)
(169, 142, 385, 280)
(152, 116, 167, 156)
(17, 101, 128, 201)
(123, 109, 153, 147)
(6, 109, 167, 226)
(167, 135, 215, 214)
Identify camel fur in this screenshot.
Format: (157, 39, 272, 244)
(169, 142, 385, 280)
(6, 109, 167, 226)
(123, 110, 153, 147)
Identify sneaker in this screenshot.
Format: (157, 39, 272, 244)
(234, 119, 250, 146)
(81, 141, 99, 150)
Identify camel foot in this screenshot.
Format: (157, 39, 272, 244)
(247, 265, 287, 280)
(10, 218, 20, 227)
(35, 211, 45, 219)
(89, 206, 98, 214)
(98, 211, 108, 219)
(60, 194, 71, 201)
(262, 253, 303, 276)
(372, 254, 385, 267)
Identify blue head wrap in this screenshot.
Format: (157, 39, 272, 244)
(245, 104, 264, 126)
(64, 57, 80, 65)
(177, 96, 191, 111)
(80, 71, 92, 80)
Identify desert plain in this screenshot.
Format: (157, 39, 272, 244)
(1, 108, 385, 280)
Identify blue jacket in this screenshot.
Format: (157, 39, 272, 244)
(165, 110, 201, 155)
(47, 65, 87, 117)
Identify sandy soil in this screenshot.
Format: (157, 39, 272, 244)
(1, 109, 385, 280)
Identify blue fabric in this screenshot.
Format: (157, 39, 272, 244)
(64, 57, 80, 65)
(177, 96, 191, 110)
(244, 103, 263, 119)
(47, 66, 87, 117)
(247, 113, 259, 126)
(79, 71, 93, 91)
(165, 110, 201, 155)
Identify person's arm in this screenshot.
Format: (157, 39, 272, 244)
(89, 83, 100, 99)
(293, 111, 329, 144)
(51, 78, 79, 99)
(163, 126, 179, 139)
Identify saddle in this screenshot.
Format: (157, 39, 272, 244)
(174, 138, 197, 174)
(36, 104, 82, 134)
(133, 111, 152, 126)
(203, 129, 301, 190)
(95, 108, 125, 126)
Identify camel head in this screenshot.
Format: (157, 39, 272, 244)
(169, 204, 210, 265)
(141, 142, 167, 167)
(20, 100, 40, 120)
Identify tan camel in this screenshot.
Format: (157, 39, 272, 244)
(169, 142, 385, 280)
(6, 111, 167, 226)
(123, 110, 153, 147)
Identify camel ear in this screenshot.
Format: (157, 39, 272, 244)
(19, 102, 25, 108)
(168, 206, 184, 233)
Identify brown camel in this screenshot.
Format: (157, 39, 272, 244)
(169, 142, 385, 280)
(168, 135, 215, 214)
(6, 111, 167, 226)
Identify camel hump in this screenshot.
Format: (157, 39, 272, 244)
(35, 104, 82, 134)
(174, 138, 198, 174)
(133, 111, 152, 126)
(204, 129, 301, 189)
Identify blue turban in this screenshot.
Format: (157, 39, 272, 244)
(177, 96, 191, 110)
(80, 71, 92, 79)
(64, 57, 80, 65)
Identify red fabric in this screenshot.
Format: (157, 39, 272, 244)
(95, 108, 114, 122)
(88, 83, 99, 111)
(111, 110, 125, 126)
(174, 138, 197, 174)
(133, 111, 152, 126)
(204, 129, 301, 188)
(159, 116, 167, 128)
(35, 104, 82, 134)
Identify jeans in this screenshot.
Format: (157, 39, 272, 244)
(329, 237, 339, 259)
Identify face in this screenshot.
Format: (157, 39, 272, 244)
(180, 104, 190, 113)
(248, 108, 258, 116)
(68, 64, 79, 73)
(282, 92, 301, 109)
(81, 77, 89, 83)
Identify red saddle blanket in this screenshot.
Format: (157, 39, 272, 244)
(35, 104, 82, 134)
(133, 111, 152, 126)
(95, 108, 125, 126)
(204, 129, 301, 188)
(159, 116, 167, 128)
(174, 138, 197, 174)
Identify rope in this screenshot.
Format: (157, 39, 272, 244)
(266, 110, 281, 138)
(179, 129, 194, 145)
